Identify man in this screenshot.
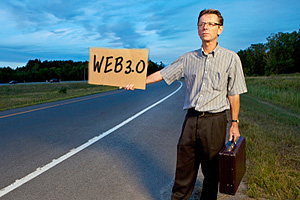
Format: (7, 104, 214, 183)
(126, 9, 247, 200)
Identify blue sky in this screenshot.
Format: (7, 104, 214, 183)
(0, 0, 299, 68)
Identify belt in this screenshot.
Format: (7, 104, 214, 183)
(187, 108, 225, 117)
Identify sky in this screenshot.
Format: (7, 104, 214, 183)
(0, 0, 299, 69)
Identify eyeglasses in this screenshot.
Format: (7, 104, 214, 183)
(198, 22, 221, 28)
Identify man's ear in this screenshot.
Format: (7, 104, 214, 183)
(217, 26, 223, 36)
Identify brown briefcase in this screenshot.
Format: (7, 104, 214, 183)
(219, 136, 246, 195)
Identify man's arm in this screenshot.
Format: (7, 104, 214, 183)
(146, 70, 163, 84)
(228, 94, 240, 142)
(125, 70, 163, 90)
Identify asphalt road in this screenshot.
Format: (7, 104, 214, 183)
(0, 81, 186, 200)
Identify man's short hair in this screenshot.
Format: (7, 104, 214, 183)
(198, 9, 224, 26)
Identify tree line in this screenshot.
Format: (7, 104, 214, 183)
(2, 29, 298, 83)
(0, 59, 164, 83)
(238, 29, 300, 76)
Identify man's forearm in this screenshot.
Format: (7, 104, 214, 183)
(124, 70, 163, 90)
(228, 94, 241, 141)
(146, 70, 163, 85)
(228, 95, 240, 121)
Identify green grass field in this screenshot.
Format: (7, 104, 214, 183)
(240, 74, 299, 199)
(245, 74, 300, 114)
(0, 82, 117, 111)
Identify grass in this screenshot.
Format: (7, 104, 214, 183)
(245, 73, 300, 114)
(0, 82, 117, 111)
(240, 74, 299, 199)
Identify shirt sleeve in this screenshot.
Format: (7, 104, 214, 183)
(227, 53, 248, 96)
(160, 56, 184, 85)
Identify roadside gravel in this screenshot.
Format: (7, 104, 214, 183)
(160, 173, 253, 200)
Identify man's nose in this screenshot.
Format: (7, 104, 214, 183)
(203, 24, 209, 29)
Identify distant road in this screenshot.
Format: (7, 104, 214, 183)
(0, 81, 186, 200)
(0, 80, 87, 86)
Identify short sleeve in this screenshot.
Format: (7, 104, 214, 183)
(227, 54, 248, 96)
(161, 56, 184, 85)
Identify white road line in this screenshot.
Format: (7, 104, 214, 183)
(0, 81, 183, 198)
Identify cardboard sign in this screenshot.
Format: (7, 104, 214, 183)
(88, 48, 149, 90)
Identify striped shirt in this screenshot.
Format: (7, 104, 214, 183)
(161, 45, 247, 113)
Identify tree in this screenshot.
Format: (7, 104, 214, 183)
(147, 60, 164, 75)
(238, 29, 300, 76)
(238, 44, 266, 76)
(0, 59, 164, 83)
(0, 67, 14, 83)
(266, 31, 299, 74)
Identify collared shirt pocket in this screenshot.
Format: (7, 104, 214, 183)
(211, 71, 222, 91)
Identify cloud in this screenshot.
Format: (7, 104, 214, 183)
(96, 21, 145, 48)
(0, 0, 201, 66)
(1, 0, 300, 69)
(143, 1, 196, 39)
(0, 45, 36, 63)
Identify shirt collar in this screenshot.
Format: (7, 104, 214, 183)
(200, 44, 220, 57)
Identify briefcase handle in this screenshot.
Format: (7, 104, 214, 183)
(226, 136, 239, 152)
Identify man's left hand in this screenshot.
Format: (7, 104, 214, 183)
(229, 123, 240, 142)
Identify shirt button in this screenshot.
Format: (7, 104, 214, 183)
(205, 71, 208, 74)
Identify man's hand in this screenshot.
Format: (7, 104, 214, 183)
(123, 71, 163, 91)
(124, 84, 135, 90)
(229, 122, 240, 142)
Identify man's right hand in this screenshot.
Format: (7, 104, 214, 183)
(123, 70, 163, 91)
(124, 84, 135, 90)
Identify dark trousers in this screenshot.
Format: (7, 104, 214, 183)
(171, 109, 227, 200)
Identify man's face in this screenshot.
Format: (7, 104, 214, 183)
(198, 14, 223, 43)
